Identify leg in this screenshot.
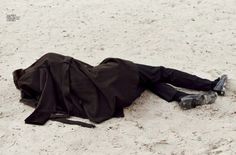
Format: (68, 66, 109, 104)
(149, 82, 189, 102)
(136, 64, 219, 109)
(137, 64, 192, 102)
(150, 82, 217, 109)
(136, 64, 218, 91)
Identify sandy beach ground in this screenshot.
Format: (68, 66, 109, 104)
(0, 0, 236, 154)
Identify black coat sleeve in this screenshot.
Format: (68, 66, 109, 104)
(24, 67, 57, 125)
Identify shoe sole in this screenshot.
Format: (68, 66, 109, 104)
(179, 95, 204, 110)
(213, 74, 228, 96)
(179, 92, 217, 110)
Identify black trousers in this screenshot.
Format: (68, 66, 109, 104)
(136, 64, 216, 102)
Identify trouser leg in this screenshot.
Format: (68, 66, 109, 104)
(149, 82, 189, 102)
(136, 64, 216, 91)
(136, 63, 218, 102)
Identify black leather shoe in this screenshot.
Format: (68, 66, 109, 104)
(179, 91, 217, 110)
(213, 74, 228, 96)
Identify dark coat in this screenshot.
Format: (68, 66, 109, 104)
(13, 53, 144, 126)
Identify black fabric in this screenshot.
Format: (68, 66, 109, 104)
(13, 53, 143, 126)
(172, 91, 189, 102)
(212, 78, 220, 89)
(49, 113, 95, 128)
(13, 53, 216, 127)
(51, 118, 96, 128)
(136, 64, 214, 102)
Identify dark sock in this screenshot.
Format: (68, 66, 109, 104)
(172, 91, 189, 102)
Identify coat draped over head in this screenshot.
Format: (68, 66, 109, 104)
(13, 53, 143, 126)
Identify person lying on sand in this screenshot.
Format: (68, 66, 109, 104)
(13, 53, 227, 128)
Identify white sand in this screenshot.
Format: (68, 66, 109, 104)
(0, 0, 236, 154)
